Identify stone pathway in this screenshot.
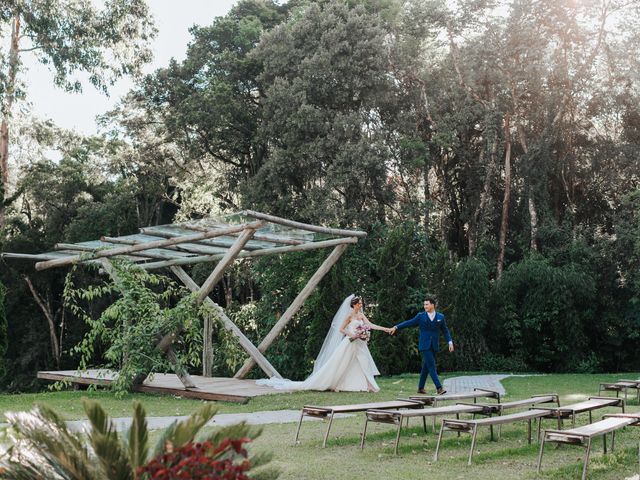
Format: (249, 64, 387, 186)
(63, 409, 353, 433)
(443, 374, 510, 395)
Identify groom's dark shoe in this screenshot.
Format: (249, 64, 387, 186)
(417, 388, 427, 394)
(436, 387, 447, 395)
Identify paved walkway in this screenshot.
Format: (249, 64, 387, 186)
(3, 374, 512, 432)
(443, 374, 510, 395)
(63, 409, 352, 433)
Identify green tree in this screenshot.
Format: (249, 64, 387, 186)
(0, 0, 156, 227)
(248, 1, 397, 225)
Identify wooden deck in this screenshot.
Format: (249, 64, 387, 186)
(38, 369, 289, 403)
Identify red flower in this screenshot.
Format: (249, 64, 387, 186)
(137, 439, 253, 480)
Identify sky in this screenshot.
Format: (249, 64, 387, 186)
(24, 1, 239, 136)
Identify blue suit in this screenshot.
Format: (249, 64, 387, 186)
(395, 311, 452, 390)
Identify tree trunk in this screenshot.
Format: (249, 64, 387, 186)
(0, 15, 21, 228)
(528, 195, 539, 251)
(497, 115, 512, 279)
(468, 133, 498, 256)
(24, 276, 61, 367)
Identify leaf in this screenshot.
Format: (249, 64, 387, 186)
(126, 401, 149, 471)
(83, 400, 133, 480)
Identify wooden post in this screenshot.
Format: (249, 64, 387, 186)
(234, 243, 349, 379)
(100, 259, 196, 389)
(35, 221, 264, 271)
(196, 226, 259, 305)
(171, 266, 281, 379)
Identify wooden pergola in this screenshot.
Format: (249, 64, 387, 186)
(3, 211, 366, 395)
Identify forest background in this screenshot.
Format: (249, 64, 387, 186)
(1, 0, 639, 392)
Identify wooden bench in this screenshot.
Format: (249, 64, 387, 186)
(483, 393, 560, 416)
(294, 399, 424, 447)
(599, 380, 640, 403)
(482, 393, 560, 439)
(360, 403, 494, 454)
(537, 412, 640, 480)
(431, 393, 560, 463)
(408, 388, 500, 430)
(542, 396, 625, 427)
(435, 408, 556, 465)
(409, 387, 501, 407)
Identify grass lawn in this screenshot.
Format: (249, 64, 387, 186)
(1, 372, 639, 479)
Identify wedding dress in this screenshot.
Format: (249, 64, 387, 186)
(256, 295, 381, 392)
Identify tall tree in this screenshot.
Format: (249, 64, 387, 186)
(0, 0, 156, 227)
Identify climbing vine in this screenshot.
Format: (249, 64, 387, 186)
(63, 261, 206, 394)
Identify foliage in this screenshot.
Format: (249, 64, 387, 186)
(0, 400, 277, 480)
(492, 254, 596, 372)
(0, 281, 6, 381)
(63, 261, 205, 394)
(448, 257, 490, 370)
(3, 0, 640, 384)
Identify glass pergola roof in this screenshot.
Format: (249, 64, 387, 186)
(1, 210, 366, 271)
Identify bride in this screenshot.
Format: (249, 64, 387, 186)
(257, 294, 390, 392)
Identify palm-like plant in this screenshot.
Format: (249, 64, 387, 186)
(0, 400, 277, 480)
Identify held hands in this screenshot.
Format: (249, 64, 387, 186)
(448, 342, 454, 353)
(388, 326, 397, 336)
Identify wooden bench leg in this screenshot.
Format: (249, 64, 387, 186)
(536, 417, 542, 442)
(536, 433, 547, 473)
(434, 422, 445, 462)
(468, 425, 479, 465)
(422, 416, 427, 433)
(582, 438, 592, 480)
(394, 420, 403, 455)
(527, 418, 532, 445)
(611, 431, 615, 452)
(294, 410, 306, 444)
(322, 412, 335, 448)
(603, 430, 607, 454)
(360, 417, 369, 450)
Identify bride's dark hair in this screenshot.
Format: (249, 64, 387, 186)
(350, 296, 363, 308)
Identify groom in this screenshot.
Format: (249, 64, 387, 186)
(390, 297, 454, 395)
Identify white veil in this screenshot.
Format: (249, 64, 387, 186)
(312, 294, 354, 374)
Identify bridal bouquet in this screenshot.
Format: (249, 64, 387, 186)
(351, 324, 371, 342)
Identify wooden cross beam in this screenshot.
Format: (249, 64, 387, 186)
(234, 243, 350, 379)
(147, 224, 263, 378)
(171, 266, 281, 379)
(195, 225, 262, 304)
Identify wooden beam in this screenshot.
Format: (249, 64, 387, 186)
(35, 221, 264, 271)
(241, 210, 367, 238)
(196, 226, 259, 305)
(139, 227, 264, 251)
(139, 237, 358, 270)
(179, 223, 304, 246)
(234, 243, 349, 379)
(171, 266, 281, 379)
(100, 259, 196, 389)
(54, 243, 181, 261)
(101, 236, 224, 256)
